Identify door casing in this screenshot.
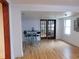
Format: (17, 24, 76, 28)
(0, 0, 11, 59)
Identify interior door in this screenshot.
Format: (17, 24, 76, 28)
(40, 20, 46, 38)
(40, 19, 56, 39)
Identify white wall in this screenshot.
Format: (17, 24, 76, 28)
(56, 19, 63, 39)
(9, 5, 23, 58)
(0, 3, 5, 58)
(22, 16, 40, 31)
(9, 5, 15, 59)
(61, 16, 79, 47)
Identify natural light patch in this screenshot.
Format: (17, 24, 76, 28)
(64, 20, 71, 35)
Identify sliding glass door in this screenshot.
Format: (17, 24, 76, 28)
(40, 19, 56, 39)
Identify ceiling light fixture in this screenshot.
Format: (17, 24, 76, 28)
(64, 11, 72, 17)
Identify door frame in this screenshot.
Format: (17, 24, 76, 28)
(40, 19, 56, 39)
(0, 0, 11, 59)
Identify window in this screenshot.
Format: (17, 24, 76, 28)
(64, 20, 71, 35)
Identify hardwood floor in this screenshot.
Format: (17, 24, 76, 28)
(16, 40, 79, 59)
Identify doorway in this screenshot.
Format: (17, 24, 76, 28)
(40, 19, 56, 39)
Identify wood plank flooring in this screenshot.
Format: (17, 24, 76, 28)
(16, 40, 79, 59)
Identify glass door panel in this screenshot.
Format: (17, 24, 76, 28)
(40, 21, 46, 37)
(48, 21, 54, 37)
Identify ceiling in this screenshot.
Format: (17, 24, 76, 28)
(10, 0, 79, 6)
(22, 11, 79, 19)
